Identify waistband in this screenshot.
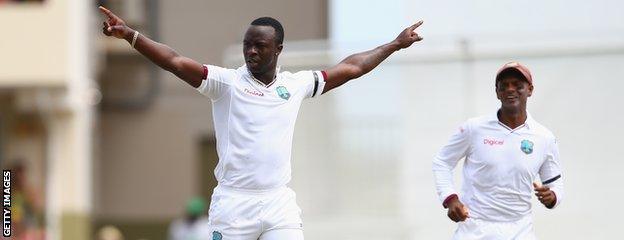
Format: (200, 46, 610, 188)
(215, 184, 288, 195)
(469, 213, 533, 224)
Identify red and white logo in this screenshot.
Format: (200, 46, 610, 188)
(244, 88, 264, 97)
(483, 138, 504, 146)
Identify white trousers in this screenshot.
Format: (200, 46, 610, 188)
(207, 185, 303, 240)
(452, 215, 537, 240)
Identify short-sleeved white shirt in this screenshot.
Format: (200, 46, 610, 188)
(197, 65, 326, 190)
(433, 111, 564, 222)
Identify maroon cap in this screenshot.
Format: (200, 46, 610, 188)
(495, 62, 533, 85)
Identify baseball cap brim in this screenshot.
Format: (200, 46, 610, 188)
(495, 62, 533, 85)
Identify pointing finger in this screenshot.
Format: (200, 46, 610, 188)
(410, 20, 424, 31)
(99, 6, 117, 19)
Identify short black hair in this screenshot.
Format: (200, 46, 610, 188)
(250, 17, 284, 44)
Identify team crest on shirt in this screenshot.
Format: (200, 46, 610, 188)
(520, 139, 534, 154)
(212, 231, 222, 240)
(276, 86, 291, 100)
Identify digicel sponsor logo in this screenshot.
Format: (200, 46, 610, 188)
(483, 138, 504, 146)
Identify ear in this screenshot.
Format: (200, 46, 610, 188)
(495, 85, 502, 100)
(276, 43, 283, 55)
(527, 84, 534, 97)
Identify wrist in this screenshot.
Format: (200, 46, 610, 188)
(123, 27, 135, 41)
(546, 191, 557, 209)
(387, 40, 402, 52)
(443, 194, 458, 208)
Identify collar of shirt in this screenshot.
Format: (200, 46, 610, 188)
(243, 64, 281, 88)
(487, 109, 536, 132)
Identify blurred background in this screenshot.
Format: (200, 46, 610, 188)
(1, 0, 623, 239)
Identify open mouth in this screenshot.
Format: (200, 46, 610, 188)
(504, 95, 518, 102)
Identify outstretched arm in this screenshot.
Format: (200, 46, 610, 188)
(322, 20, 423, 94)
(99, 6, 204, 88)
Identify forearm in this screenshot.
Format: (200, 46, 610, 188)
(546, 180, 564, 208)
(322, 21, 422, 93)
(341, 41, 401, 79)
(432, 127, 469, 204)
(122, 29, 181, 73)
(433, 159, 458, 203)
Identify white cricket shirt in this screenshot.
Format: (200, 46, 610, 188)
(197, 64, 325, 190)
(433, 111, 564, 222)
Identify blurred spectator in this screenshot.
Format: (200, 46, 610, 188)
(96, 225, 124, 240)
(168, 197, 210, 240)
(5, 161, 45, 240)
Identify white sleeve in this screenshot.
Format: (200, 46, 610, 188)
(432, 121, 471, 205)
(539, 137, 564, 208)
(293, 70, 326, 99)
(196, 65, 235, 100)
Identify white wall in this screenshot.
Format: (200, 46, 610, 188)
(280, 0, 624, 239)
(400, 51, 624, 239)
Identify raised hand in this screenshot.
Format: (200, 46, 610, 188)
(97, 7, 208, 88)
(533, 182, 556, 208)
(393, 20, 424, 49)
(99, 6, 131, 39)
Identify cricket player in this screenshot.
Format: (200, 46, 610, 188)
(432, 62, 564, 239)
(99, 6, 423, 240)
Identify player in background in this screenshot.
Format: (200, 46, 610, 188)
(99, 6, 423, 240)
(432, 62, 564, 239)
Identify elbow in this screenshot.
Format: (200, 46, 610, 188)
(168, 57, 183, 75)
(345, 65, 364, 80)
(166, 66, 186, 81)
(170, 66, 184, 79)
(167, 57, 190, 81)
(432, 157, 449, 171)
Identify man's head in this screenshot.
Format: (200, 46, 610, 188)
(495, 62, 534, 111)
(243, 17, 284, 75)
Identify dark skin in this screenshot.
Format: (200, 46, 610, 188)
(446, 75, 555, 222)
(243, 25, 282, 84)
(495, 76, 533, 129)
(99, 6, 423, 91)
(446, 195, 470, 222)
